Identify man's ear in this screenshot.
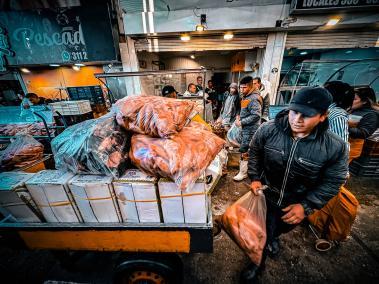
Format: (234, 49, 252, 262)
(319, 113, 328, 122)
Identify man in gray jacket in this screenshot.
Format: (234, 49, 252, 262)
(241, 86, 348, 283)
(253, 77, 270, 122)
(233, 76, 262, 181)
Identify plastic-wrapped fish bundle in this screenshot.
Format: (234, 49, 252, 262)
(113, 95, 196, 138)
(129, 126, 225, 190)
(52, 113, 130, 177)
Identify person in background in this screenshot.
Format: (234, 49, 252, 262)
(26, 93, 52, 105)
(205, 80, 218, 118)
(216, 82, 241, 130)
(323, 81, 354, 144)
(243, 86, 348, 283)
(183, 83, 198, 97)
(161, 85, 178, 99)
(233, 76, 262, 181)
(253, 77, 270, 122)
(196, 76, 203, 92)
(348, 86, 379, 162)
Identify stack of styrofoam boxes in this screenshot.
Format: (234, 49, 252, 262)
(113, 169, 161, 223)
(158, 175, 208, 224)
(25, 170, 82, 222)
(50, 100, 92, 116)
(68, 175, 121, 222)
(0, 172, 41, 222)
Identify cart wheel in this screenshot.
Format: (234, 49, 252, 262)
(114, 254, 182, 284)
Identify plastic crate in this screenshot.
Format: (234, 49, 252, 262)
(50, 100, 92, 116)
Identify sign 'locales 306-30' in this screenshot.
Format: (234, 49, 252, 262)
(291, 0, 379, 13)
(0, 2, 118, 66)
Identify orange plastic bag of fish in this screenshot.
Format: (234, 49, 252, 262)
(114, 95, 196, 138)
(129, 126, 225, 190)
(220, 191, 267, 265)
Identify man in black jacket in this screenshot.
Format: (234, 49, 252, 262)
(241, 86, 348, 283)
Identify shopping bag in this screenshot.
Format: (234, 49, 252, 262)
(220, 191, 267, 265)
(226, 122, 242, 147)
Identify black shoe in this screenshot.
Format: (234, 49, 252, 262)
(267, 238, 280, 259)
(240, 262, 262, 284)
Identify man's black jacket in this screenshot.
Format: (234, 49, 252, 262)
(248, 110, 348, 212)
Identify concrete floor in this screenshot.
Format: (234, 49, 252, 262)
(0, 172, 378, 284)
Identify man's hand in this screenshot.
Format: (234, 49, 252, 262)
(250, 180, 263, 196)
(235, 116, 241, 127)
(281, 204, 305, 225)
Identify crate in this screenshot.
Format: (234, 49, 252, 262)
(50, 100, 92, 116)
(349, 160, 379, 178)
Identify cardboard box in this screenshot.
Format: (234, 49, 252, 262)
(25, 170, 81, 222)
(158, 179, 185, 223)
(0, 172, 41, 222)
(182, 177, 208, 224)
(113, 169, 160, 223)
(69, 175, 121, 222)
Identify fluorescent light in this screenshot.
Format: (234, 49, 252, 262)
(326, 18, 340, 26)
(20, 68, 31, 73)
(300, 51, 308, 55)
(49, 64, 60, 67)
(74, 63, 85, 67)
(345, 50, 353, 54)
(195, 24, 205, 32)
(180, 34, 190, 41)
(72, 65, 80, 71)
(190, 54, 195, 59)
(224, 33, 234, 40)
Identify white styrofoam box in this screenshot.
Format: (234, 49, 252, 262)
(113, 169, 160, 223)
(205, 155, 223, 194)
(182, 177, 208, 224)
(158, 179, 185, 223)
(25, 170, 81, 222)
(69, 175, 120, 222)
(0, 172, 41, 222)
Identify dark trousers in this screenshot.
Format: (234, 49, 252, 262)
(259, 200, 297, 267)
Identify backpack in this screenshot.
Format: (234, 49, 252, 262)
(308, 186, 359, 241)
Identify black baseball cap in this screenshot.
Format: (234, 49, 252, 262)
(288, 86, 332, 117)
(162, 85, 177, 97)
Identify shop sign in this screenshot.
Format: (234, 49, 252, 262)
(0, 2, 118, 65)
(291, 0, 379, 13)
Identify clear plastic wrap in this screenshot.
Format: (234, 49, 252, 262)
(129, 126, 225, 190)
(221, 191, 267, 265)
(0, 134, 44, 170)
(52, 113, 130, 177)
(226, 122, 242, 147)
(113, 95, 196, 138)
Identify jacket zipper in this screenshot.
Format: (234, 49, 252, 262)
(277, 138, 300, 206)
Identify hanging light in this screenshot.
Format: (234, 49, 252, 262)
(49, 64, 60, 67)
(20, 68, 31, 73)
(72, 65, 80, 71)
(326, 18, 340, 26)
(195, 24, 205, 32)
(190, 54, 195, 59)
(74, 63, 85, 67)
(180, 34, 190, 41)
(224, 33, 234, 40)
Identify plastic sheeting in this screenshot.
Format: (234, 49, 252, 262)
(130, 126, 225, 190)
(0, 134, 44, 170)
(113, 95, 196, 138)
(52, 114, 130, 177)
(226, 122, 242, 147)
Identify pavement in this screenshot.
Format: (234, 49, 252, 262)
(0, 172, 378, 284)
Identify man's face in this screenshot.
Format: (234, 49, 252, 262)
(230, 87, 237, 94)
(253, 79, 261, 90)
(189, 85, 197, 94)
(29, 96, 39, 104)
(240, 83, 253, 96)
(288, 110, 327, 138)
(197, 77, 203, 85)
(208, 81, 213, 88)
(168, 92, 177, 99)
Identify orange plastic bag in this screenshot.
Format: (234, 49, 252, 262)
(114, 95, 196, 138)
(129, 126, 225, 190)
(221, 192, 267, 265)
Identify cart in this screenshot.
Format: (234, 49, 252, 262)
(0, 205, 213, 283)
